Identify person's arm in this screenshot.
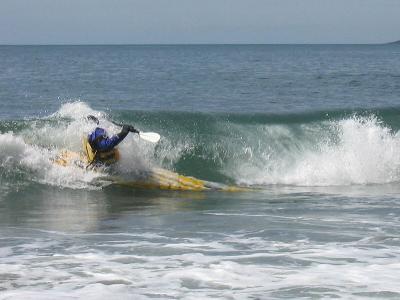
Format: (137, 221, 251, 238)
(96, 126, 132, 151)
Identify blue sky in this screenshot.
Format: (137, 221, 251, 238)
(1, 0, 399, 44)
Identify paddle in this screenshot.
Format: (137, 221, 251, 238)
(87, 115, 161, 143)
(136, 131, 160, 143)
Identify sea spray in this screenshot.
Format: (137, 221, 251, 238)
(234, 115, 400, 186)
(0, 130, 103, 190)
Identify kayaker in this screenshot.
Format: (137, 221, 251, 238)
(85, 115, 138, 165)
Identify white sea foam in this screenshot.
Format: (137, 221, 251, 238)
(1, 230, 400, 299)
(0, 131, 102, 190)
(234, 116, 400, 186)
(51, 100, 101, 120)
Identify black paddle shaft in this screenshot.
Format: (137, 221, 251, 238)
(87, 115, 139, 133)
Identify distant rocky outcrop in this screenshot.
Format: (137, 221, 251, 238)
(388, 40, 400, 45)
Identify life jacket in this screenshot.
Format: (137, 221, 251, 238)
(83, 137, 120, 166)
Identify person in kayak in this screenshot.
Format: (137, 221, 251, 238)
(85, 115, 138, 166)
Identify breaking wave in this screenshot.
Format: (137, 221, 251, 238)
(2, 101, 400, 190)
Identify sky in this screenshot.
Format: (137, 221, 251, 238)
(0, 0, 399, 45)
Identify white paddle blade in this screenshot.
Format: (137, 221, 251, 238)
(139, 132, 161, 143)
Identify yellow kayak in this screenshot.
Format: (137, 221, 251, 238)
(53, 149, 249, 192)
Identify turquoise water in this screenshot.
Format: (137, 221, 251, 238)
(1, 45, 400, 299)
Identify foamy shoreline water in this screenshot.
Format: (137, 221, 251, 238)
(1, 188, 400, 299)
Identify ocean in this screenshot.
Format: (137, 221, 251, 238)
(1, 44, 400, 299)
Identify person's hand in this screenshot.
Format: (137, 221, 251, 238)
(121, 125, 139, 134)
(87, 115, 99, 125)
(127, 125, 139, 134)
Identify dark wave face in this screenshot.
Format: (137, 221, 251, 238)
(2, 102, 400, 193)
